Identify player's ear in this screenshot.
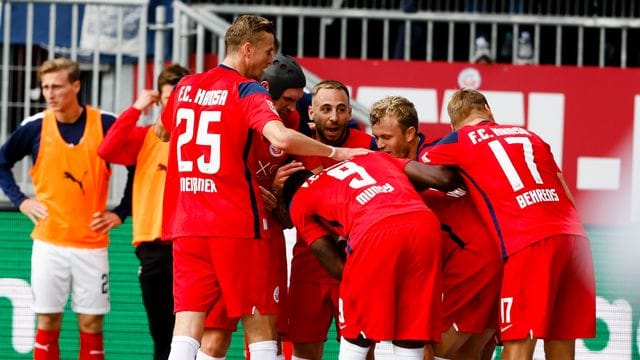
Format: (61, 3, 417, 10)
(405, 126, 417, 141)
(240, 41, 253, 57)
(261, 80, 270, 91)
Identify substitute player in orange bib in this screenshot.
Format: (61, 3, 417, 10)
(0, 58, 129, 360)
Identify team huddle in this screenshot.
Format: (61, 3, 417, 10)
(0, 13, 595, 360)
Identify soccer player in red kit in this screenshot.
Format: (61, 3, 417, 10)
(369, 95, 502, 359)
(198, 53, 308, 360)
(280, 152, 459, 360)
(156, 16, 368, 360)
(422, 89, 595, 359)
(286, 80, 377, 360)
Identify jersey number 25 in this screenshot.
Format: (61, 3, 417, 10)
(175, 108, 221, 174)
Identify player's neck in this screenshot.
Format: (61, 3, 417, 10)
(408, 141, 419, 160)
(222, 55, 246, 77)
(55, 103, 83, 124)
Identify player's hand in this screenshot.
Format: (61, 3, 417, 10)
(90, 211, 122, 234)
(260, 186, 277, 211)
(18, 198, 48, 225)
(133, 89, 160, 113)
(331, 147, 371, 161)
(272, 161, 306, 194)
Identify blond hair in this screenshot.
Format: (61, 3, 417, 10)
(369, 96, 418, 133)
(37, 58, 80, 83)
(447, 88, 491, 129)
(225, 15, 275, 53)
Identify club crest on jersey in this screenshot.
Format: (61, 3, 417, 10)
(266, 99, 278, 116)
(273, 286, 280, 303)
(269, 144, 285, 157)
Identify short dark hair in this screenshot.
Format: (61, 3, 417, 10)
(157, 63, 191, 93)
(281, 170, 314, 207)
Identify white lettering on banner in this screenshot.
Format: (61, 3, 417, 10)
(0, 278, 35, 354)
(0, 281, 635, 358)
(180, 177, 218, 193)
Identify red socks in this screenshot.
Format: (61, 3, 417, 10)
(79, 332, 104, 360)
(34, 329, 60, 360)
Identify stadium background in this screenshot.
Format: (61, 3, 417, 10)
(1, 0, 640, 358)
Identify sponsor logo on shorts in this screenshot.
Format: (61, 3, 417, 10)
(273, 286, 280, 303)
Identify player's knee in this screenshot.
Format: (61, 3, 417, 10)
(37, 313, 63, 330)
(200, 330, 232, 357)
(76, 314, 104, 333)
(292, 342, 324, 360)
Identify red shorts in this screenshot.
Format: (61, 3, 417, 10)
(173, 236, 279, 318)
(286, 280, 340, 343)
(499, 235, 595, 340)
(339, 211, 442, 342)
(441, 229, 502, 333)
(268, 226, 289, 334)
(204, 299, 239, 331)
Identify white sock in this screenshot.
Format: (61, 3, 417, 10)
(248, 340, 277, 360)
(276, 355, 284, 360)
(168, 336, 200, 360)
(393, 345, 424, 360)
(338, 338, 369, 360)
(196, 349, 225, 360)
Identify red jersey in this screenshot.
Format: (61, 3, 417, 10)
(291, 127, 376, 283)
(416, 138, 495, 252)
(249, 110, 300, 189)
(297, 128, 376, 171)
(422, 122, 586, 258)
(161, 65, 280, 240)
(290, 152, 428, 251)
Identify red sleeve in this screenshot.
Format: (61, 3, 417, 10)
(241, 92, 281, 134)
(161, 92, 177, 134)
(392, 156, 411, 169)
(98, 106, 149, 165)
(290, 195, 331, 246)
(420, 142, 461, 166)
